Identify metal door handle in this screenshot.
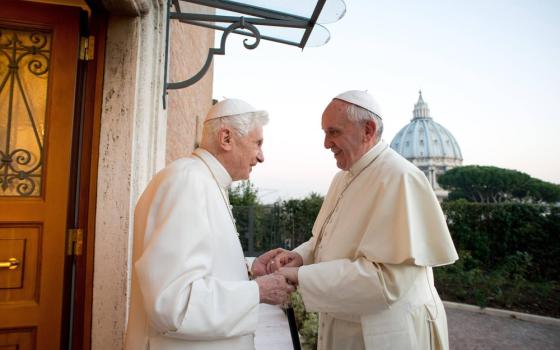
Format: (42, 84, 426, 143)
(0, 258, 20, 270)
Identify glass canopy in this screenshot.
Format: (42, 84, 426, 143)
(171, 0, 346, 47)
(164, 0, 346, 104)
(208, 0, 347, 24)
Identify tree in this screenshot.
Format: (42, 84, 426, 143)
(278, 193, 324, 248)
(228, 181, 261, 253)
(228, 180, 260, 206)
(438, 165, 560, 203)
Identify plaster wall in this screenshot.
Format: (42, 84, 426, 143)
(91, 1, 167, 349)
(166, 4, 214, 163)
(91, 16, 139, 350)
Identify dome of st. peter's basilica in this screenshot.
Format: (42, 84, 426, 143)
(390, 91, 463, 200)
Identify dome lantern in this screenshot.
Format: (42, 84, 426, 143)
(412, 90, 431, 120)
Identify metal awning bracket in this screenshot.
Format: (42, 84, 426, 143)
(163, 0, 340, 108)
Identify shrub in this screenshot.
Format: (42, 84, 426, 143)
(290, 291, 318, 350)
(435, 250, 560, 317)
(442, 202, 560, 281)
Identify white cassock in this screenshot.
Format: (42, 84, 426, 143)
(293, 140, 459, 350)
(125, 148, 259, 350)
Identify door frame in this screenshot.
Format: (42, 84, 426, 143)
(61, 5, 108, 350)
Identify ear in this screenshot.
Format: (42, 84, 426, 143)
(218, 128, 234, 151)
(363, 120, 377, 142)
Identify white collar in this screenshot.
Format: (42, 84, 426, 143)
(193, 148, 232, 189)
(348, 140, 387, 176)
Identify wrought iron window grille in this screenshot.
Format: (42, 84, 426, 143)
(0, 29, 49, 196)
(163, 0, 344, 108)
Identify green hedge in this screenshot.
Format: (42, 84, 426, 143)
(442, 200, 560, 281)
(436, 201, 559, 317)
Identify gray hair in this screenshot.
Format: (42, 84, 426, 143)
(344, 102, 383, 139)
(201, 112, 269, 147)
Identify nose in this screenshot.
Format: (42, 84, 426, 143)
(324, 134, 332, 149)
(257, 150, 264, 163)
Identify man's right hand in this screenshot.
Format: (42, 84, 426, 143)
(255, 274, 295, 305)
(252, 248, 285, 277)
(267, 250, 304, 273)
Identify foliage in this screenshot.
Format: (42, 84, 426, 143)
(436, 201, 560, 317)
(232, 192, 323, 254)
(435, 250, 560, 317)
(290, 291, 318, 350)
(229, 180, 260, 206)
(438, 165, 560, 203)
(442, 201, 560, 281)
(276, 193, 324, 249)
(229, 181, 259, 252)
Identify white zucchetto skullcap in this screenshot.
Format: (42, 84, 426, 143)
(334, 90, 383, 119)
(205, 98, 268, 121)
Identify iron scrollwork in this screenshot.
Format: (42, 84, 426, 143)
(166, 17, 262, 91)
(0, 29, 50, 196)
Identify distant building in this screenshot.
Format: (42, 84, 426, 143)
(390, 91, 463, 200)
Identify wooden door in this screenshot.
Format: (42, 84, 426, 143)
(0, 1, 81, 349)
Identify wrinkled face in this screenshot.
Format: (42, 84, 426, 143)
(322, 100, 370, 170)
(229, 126, 265, 181)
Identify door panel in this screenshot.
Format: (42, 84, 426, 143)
(0, 226, 41, 302)
(0, 1, 80, 349)
(0, 327, 35, 350)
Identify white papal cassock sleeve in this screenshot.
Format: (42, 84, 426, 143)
(297, 257, 423, 316)
(134, 170, 259, 341)
(293, 240, 315, 265)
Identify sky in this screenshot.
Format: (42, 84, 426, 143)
(212, 0, 560, 203)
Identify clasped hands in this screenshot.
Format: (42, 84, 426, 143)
(252, 248, 303, 306)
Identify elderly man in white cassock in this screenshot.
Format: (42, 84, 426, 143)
(125, 99, 295, 350)
(265, 90, 459, 350)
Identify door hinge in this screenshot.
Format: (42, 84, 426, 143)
(67, 228, 84, 256)
(79, 36, 95, 61)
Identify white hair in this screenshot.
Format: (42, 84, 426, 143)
(201, 112, 269, 148)
(344, 102, 384, 139)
